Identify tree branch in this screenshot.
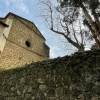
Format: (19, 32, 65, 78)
(50, 28, 80, 48)
(72, 23, 80, 44)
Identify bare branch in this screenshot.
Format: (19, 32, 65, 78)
(50, 28, 80, 49)
(50, 5, 53, 29)
(72, 23, 80, 44)
(79, 20, 84, 45)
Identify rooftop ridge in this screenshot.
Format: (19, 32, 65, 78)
(5, 12, 46, 40)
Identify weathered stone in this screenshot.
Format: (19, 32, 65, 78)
(17, 90, 21, 95)
(0, 50, 100, 99)
(31, 96, 35, 100)
(2, 92, 8, 97)
(47, 89, 55, 97)
(37, 78, 45, 83)
(27, 86, 33, 93)
(10, 87, 15, 91)
(20, 78, 25, 84)
(47, 97, 57, 100)
(39, 85, 46, 91)
(25, 94, 31, 98)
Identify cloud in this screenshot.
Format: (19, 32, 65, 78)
(50, 46, 60, 58)
(41, 30, 44, 35)
(3, 0, 29, 14)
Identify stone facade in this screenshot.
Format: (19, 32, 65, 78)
(0, 50, 100, 100)
(0, 12, 49, 69)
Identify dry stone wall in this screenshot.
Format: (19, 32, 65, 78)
(0, 50, 100, 100)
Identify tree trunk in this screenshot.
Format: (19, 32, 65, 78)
(80, 2, 100, 48)
(77, 45, 84, 52)
(84, 19, 100, 49)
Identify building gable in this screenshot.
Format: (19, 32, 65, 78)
(0, 12, 49, 69)
(5, 12, 46, 40)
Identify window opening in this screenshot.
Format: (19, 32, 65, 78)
(25, 41, 31, 47)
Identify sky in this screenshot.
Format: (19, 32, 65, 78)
(0, 0, 79, 58)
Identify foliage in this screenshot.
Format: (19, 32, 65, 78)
(36, 0, 100, 52)
(57, 0, 100, 48)
(91, 43, 98, 50)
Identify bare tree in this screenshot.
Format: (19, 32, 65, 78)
(36, 0, 94, 52)
(58, 0, 100, 49)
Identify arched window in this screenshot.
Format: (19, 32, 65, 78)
(25, 41, 31, 47)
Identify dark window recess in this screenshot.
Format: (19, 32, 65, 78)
(25, 41, 31, 47)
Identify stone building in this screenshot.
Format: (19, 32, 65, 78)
(0, 12, 49, 69)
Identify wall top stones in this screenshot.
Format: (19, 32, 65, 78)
(0, 50, 100, 100)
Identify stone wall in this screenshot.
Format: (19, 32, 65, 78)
(0, 14, 49, 69)
(0, 18, 13, 53)
(0, 50, 100, 100)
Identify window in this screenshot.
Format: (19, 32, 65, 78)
(25, 41, 31, 47)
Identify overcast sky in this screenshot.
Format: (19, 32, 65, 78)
(0, 0, 79, 58)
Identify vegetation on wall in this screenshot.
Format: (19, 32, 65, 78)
(0, 50, 100, 99)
